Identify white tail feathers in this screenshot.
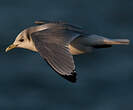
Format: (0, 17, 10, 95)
(104, 39, 130, 45)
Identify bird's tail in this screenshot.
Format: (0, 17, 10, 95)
(103, 39, 130, 45)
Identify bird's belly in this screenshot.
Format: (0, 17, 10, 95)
(68, 44, 86, 55)
(68, 36, 93, 55)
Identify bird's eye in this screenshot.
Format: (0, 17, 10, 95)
(19, 39, 24, 42)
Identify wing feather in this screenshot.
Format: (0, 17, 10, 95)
(31, 27, 80, 82)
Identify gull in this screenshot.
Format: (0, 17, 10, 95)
(6, 20, 130, 82)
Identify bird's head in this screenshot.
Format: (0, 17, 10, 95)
(5, 29, 37, 52)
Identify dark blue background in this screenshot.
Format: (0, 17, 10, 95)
(0, 0, 133, 110)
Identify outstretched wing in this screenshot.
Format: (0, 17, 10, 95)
(31, 28, 80, 82)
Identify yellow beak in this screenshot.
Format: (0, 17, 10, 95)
(5, 44, 17, 52)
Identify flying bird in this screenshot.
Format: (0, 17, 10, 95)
(6, 20, 130, 82)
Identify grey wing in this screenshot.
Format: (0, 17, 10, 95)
(31, 29, 80, 82)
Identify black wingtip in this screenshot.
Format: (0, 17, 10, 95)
(61, 71, 77, 83)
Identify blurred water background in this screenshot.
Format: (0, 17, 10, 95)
(0, 0, 133, 110)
